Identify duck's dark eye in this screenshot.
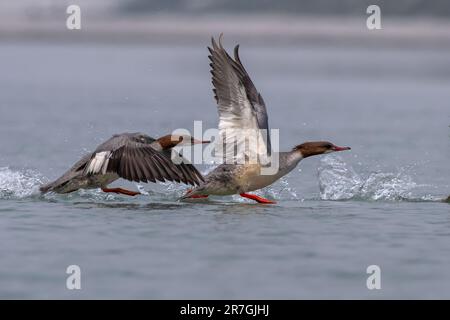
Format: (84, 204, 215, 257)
(324, 143, 332, 149)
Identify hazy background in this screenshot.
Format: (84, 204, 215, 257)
(4, 0, 450, 17)
(1, 0, 450, 47)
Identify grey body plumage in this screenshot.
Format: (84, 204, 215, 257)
(184, 151, 303, 197)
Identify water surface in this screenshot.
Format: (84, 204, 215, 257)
(0, 41, 449, 298)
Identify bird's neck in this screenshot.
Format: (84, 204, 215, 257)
(285, 150, 304, 167)
(270, 150, 303, 177)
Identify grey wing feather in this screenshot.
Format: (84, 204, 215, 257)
(209, 35, 271, 154)
(84, 133, 203, 186)
(162, 149, 205, 186)
(233, 45, 270, 142)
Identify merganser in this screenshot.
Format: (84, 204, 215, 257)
(182, 35, 351, 204)
(40, 133, 209, 196)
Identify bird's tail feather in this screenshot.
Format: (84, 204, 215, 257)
(179, 187, 206, 200)
(39, 181, 55, 193)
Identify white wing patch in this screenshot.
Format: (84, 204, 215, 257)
(85, 151, 111, 175)
(216, 83, 268, 164)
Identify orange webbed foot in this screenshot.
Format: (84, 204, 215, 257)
(240, 193, 276, 204)
(101, 187, 141, 196)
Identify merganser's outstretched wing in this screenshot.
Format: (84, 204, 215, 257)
(208, 35, 271, 163)
(83, 133, 204, 186)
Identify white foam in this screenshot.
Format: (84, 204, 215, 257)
(317, 155, 438, 201)
(0, 167, 46, 199)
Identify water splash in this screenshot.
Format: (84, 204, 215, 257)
(318, 156, 363, 200)
(0, 167, 47, 199)
(1, 162, 443, 204)
(136, 184, 150, 196)
(318, 156, 441, 201)
(263, 177, 299, 200)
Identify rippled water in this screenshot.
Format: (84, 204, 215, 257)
(0, 41, 449, 299)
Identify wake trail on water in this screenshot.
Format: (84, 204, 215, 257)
(0, 166, 206, 202)
(318, 155, 444, 202)
(0, 166, 181, 201)
(0, 163, 446, 203)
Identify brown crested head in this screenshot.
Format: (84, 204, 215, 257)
(157, 134, 210, 150)
(294, 141, 351, 158)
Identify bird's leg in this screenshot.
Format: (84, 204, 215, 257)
(101, 187, 140, 196)
(189, 194, 209, 198)
(240, 193, 276, 204)
(184, 189, 209, 199)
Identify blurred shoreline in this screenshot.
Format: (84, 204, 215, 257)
(1, 14, 450, 48)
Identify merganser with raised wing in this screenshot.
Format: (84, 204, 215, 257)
(183, 35, 350, 204)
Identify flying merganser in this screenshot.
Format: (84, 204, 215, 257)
(182, 35, 351, 204)
(40, 133, 209, 196)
